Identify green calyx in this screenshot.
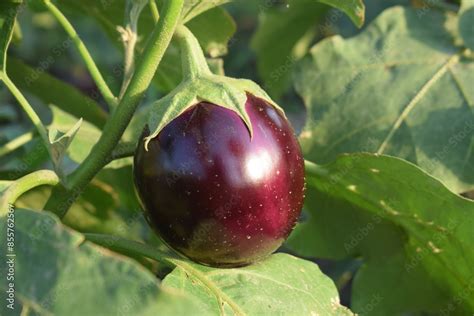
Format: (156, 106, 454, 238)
(143, 25, 286, 150)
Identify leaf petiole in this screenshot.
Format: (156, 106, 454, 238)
(149, 0, 160, 23)
(1, 74, 49, 146)
(0, 170, 59, 216)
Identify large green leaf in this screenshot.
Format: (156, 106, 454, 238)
(295, 6, 474, 193)
(87, 235, 354, 316)
(57, 0, 235, 93)
(0, 208, 201, 316)
(251, 0, 329, 99)
(288, 154, 474, 315)
(163, 253, 353, 315)
(7, 58, 108, 128)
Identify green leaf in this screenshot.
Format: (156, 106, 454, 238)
(47, 116, 82, 181)
(251, 0, 329, 99)
(459, 0, 474, 50)
(0, 1, 20, 72)
(317, 0, 365, 27)
(295, 6, 474, 193)
(86, 234, 353, 316)
(322, 0, 410, 38)
(179, 0, 231, 23)
(0, 208, 201, 315)
(7, 58, 108, 129)
(289, 154, 474, 314)
(47, 106, 101, 167)
(163, 254, 353, 315)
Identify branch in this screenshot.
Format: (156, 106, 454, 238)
(44, 0, 185, 218)
(110, 141, 136, 161)
(118, 0, 148, 99)
(304, 159, 328, 178)
(85, 233, 178, 265)
(0, 170, 59, 216)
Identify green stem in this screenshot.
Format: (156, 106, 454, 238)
(174, 25, 211, 79)
(44, 0, 184, 218)
(0, 131, 35, 158)
(0, 170, 59, 216)
(149, 0, 160, 23)
(1, 74, 49, 145)
(119, 31, 137, 99)
(304, 159, 329, 177)
(119, 0, 148, 99)
(85, 233, 179, 264)
(43, 0, 118, 109)
(110, 141, 136, 161)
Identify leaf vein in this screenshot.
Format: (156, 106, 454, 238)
(377, 53, 460, 154)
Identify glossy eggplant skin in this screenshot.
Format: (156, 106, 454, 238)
(133, 94, 305, 267)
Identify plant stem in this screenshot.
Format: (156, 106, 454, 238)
(118, 0, 148, 99)
(1, 74, 49, 145)
(149, 0, 160, 23)
(110, 141, 136, 161)
(43, 0, 118, 109)
(304, 159, 329, 177)
(0, 131, 35, 158)
(44, 0, 184, 218)
(85, 233, 179, 265)
(174, 25, 212, 79)
(0, 170, 59, 216)
(119, 32, 137, 99)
